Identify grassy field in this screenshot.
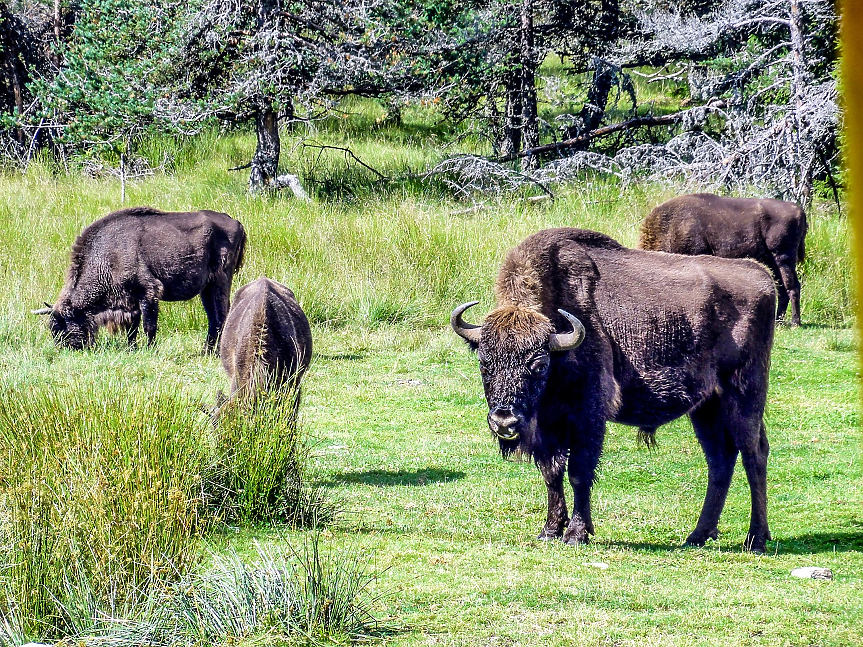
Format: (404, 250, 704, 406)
(0, 117, 859, 645)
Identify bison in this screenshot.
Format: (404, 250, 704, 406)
(216, 277, 312, 413)
(33, 207, 246, 351)
(639, 193, 807, 326)
(452, 228, 776, 552)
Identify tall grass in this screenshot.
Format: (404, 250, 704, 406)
(171, 538, 384, 645)
(214, 385, 335, 526)
(0, 379, 213, 639)
(0, 375, 333, 641)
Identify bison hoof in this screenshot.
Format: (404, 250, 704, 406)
(685, 528, 719, 547)
(744, 533, 769, 554)
(538, 528, 564, 541)
(562, 522, 589, 546)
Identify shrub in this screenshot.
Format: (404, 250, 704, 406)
(0, 379, 213, 639)
(211, 383, 334, 527)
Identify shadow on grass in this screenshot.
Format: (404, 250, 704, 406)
(318, 467, 466, 487)
(774, 530, 863, 554)
(602, 529, 863, 555)
(316, 352, 368, 361)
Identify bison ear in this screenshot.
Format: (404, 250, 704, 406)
(548, 309, 585, 352)
(451, 301, 482, 346)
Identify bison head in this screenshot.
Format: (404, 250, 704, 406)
(451, 302, 584, 450)
(33, 304, 97, 350)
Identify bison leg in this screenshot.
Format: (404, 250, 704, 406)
(562, 439, 602, 546)
(775, 255, 801, 326)
(537, 457, 569, 540)
(126, 310, 141, 348)
(201, 282, 230, 353)
(738, 421, 771, 553)
(141, 299, 160, 347)
(687, 398, 739, 547)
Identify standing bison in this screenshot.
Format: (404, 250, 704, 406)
(34, 207, 246, 351)
(639, 193, 807, 326)
(217, 277, 312, 407)
(452, 228, 776, 552)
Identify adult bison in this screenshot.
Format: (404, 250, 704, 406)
(34, 207, 246, 351)
(218, 277, 312, 406)
(452, 228, 776, 552)
(639, 193, 807, 326)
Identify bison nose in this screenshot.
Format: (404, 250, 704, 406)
(488, 408, 521, 440)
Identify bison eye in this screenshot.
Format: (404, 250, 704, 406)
(529, 356, 550, 375)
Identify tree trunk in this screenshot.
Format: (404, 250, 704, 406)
(498, 0, 538, 164)
(499, 76, 523, 159)
(0, 3, 26, 145)
(568, 58, 615, 143)
(249, 98, 280, 190)
(787, 0, 811, 206)
(519, 0, 537, 169)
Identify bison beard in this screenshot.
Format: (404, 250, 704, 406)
(453, 227, 776, 552)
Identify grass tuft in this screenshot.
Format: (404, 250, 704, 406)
(213, 384, 336, 527)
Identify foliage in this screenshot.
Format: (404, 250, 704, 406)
(31, 0, 186, 155)
(605, 0, 840, 204)
(169, 539, 384, 644)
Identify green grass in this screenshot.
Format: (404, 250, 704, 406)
(0, 113, 858, 645)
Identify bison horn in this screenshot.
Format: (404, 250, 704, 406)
(450, 301, 482, 344)
(548, 309, 585, 352)
(31, 303, 55, 315)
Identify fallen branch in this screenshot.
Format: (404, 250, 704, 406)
(497, 100, 726, 163)
(301, 142, 388, 180)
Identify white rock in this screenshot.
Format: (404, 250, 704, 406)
(585, 562, 609, 570)
(790, 566, 833, 580)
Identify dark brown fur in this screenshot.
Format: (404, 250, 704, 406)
(639, 193, 807, 325)
(455, 227, 776, 552)
(218, 277, 312, 405)
(43, 207, 246, 350)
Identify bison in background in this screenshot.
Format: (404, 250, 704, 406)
(639, 193, 807, 326)
(34, 207, 246, 351)
(452, 228, 776, 552)
(215, 277, 312, 418)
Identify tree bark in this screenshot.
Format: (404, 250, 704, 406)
(519, 0, 537, 169)
(498, 0, 538, 164)
(0, 3, 26, 145)
(249, 98, 280, 190)
(499, 75, 523, 159)
(788, 0, 811, 205)
(568, 58, 615, 143)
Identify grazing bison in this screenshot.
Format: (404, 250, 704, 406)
(34, 207, 246, 351)
(452, 228, 776, 552)
(639, 193, 807, 326)
(217, 277, 312, 408)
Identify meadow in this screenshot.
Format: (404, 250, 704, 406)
(0, 105, 859, 645)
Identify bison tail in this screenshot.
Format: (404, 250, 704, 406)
(796, 208, 808, 263)
(235, 225, 248, 272)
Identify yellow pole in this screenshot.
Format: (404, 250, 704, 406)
(842, 2, 863, 357)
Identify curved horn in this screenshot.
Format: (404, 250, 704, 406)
(450, 301, 482, 344)
(548, 309, 585, 352)
(31, 303, 55, 315)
